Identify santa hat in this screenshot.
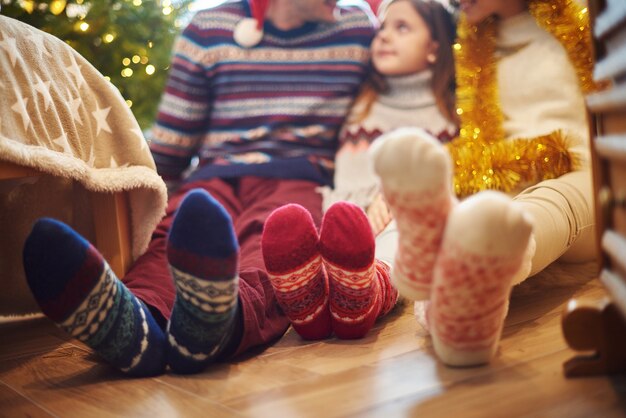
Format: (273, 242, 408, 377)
(234, 0, 269, 48)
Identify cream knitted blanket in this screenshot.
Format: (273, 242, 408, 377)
(0, 16, 167, 315)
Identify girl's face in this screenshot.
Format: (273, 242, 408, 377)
(372, 0, 438, 77)
(458, 0, 527, 25)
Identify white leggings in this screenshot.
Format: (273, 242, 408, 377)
(514, 169, 597, 277)
(375, 169, 597, 280)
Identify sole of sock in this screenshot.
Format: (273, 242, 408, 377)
(371, 127, 456, 301)
(166, 189, 240, 374)
(429, 192, 533, 367)
(262, 204, 332, 340)
(320, 202, 378, 339)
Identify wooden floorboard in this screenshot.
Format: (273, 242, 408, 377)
(1, 261, 626, 417)
(0, 381, 55, 418)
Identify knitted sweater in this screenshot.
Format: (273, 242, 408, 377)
(320, 70, 457, 211)
(496, 11, 589, 167)
(150, 0, 376, 186)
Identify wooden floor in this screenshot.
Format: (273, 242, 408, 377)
(2, 261, 626, 417)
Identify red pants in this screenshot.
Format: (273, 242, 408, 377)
(123, 177, 323, 356)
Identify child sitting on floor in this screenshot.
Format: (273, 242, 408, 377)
(372, 0, 601, 366)
(261, 0, 458, 340)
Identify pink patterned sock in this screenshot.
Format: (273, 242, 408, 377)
(261, 204, 332, 340)
(429, 191, 533, 366)
(372, 127, 457, 300)
(319, 202, 398, 339)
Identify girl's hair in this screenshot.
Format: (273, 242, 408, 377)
(350, 0, 458, 124)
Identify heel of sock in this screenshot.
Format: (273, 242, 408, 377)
(166, 189, 241, 373)
(320, 202, 381, 339)
(430, 192, 532, 367)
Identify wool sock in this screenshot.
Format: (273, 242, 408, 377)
(429, 191, 534, 367)
(166, 189, 240, 374)
(261, 204, 332, 340)
(23, 218, 166, 376)
(371, 127, 456, 300)
(319, 202, 398, 339)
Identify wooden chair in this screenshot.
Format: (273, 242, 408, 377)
(561, 0, 626, 377)
(0, 160, 132, 278)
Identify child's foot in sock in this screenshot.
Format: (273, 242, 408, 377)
(262, 204, 332, 340)
(23, 218, 166, 376)
(319, 202, 398, 339)
(371, 127, 456, 300)
(166, 189, 240, 374)
(429, 191, 533, 366)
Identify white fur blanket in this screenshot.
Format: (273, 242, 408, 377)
(0, 16, 168, 315)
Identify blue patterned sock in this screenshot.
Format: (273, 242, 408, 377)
(22, 218, 166, 376)
(166, 189, 240, 374)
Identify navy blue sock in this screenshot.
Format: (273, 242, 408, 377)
(23, 218, 166, 377)
(166, 189, 240, 374)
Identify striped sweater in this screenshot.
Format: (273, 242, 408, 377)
(150, 0, 376, 185)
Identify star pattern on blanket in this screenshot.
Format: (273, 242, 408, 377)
(66, 53, 85, 89)
(1, 23, 138, 168)
(11, 93, 31, 131)
(33, 74, 53, 111)
(87, 145, 96, 167)
(0, 16, 169, 282)
(25, 32, 52, 60)
(131, 128, 148, 151)
(0, 36, 18, 67)
(92, 105, 112, 136)
(65, 89, 84, 126)
(53, 133, 72, 154)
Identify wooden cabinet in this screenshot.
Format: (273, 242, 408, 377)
(562, 0, 626, 377)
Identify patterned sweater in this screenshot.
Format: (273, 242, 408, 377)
(320, 70, 457, 211)
(150, 0, 376, 186)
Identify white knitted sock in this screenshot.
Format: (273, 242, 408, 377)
(429, 191, 533, 367)
(371, 127, 457, 300)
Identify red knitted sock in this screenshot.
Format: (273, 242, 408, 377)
(261, 204, 332, 340)
(319, 202, 397, 339)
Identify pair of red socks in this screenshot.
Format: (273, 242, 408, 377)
(262, 202, 398, 340)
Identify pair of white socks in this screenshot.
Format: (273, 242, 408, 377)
(372, 128, 535, 366)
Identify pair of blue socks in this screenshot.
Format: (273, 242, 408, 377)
(22, 189, 240, 376)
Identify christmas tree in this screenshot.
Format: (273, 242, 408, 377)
(1, 0, 194, 129)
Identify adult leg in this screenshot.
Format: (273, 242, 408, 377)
(123, 179, 242, 325)
(23, 219, 166, 376)
(513, 170, 596, 278)
(165, 188, 241, 374)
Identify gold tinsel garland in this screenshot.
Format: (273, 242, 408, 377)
(447, 0, 602, 198)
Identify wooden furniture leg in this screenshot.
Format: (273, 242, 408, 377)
(1, 160, 132, 279)
(0, 160, 39, 180)
(91, 191, 132, 278)
(562, 297, 626, 377)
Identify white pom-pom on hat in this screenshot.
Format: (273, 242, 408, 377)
(234, 0, 269, 48)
